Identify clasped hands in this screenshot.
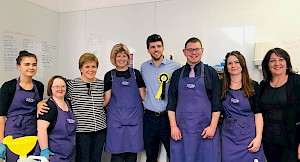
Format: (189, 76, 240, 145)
(171, 125, 216, 141)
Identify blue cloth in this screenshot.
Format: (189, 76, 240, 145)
(0, 142, 6, 160)
(141, 58, 180, 112)
(40, 148, 54, 159)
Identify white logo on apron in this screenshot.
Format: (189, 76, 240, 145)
(186, 83, 195, 89)
(230, 98, 239, 103)
(67, 119, 75, 123)
(26, 98, 35, 102)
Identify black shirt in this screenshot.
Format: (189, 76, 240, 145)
(260, 83, 287, 145)
(0, 78, 44, 116)
(167, 62, 222, 112)
(260, 74, 300, 147)
(104, 68, 146, 92)
(38, 98, 72, 133)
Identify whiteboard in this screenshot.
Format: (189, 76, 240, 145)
(0, 0, 59, 90)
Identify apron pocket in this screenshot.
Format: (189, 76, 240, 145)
(178, 112, 209, 134)
(120, 106, 138, 126)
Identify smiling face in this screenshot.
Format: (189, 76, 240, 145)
(80, 61, 97, 82)
(17, 56, 37, 78)
(51, 78, 67, 99)
(183, 42, 203, 66)
(115, 51, 129, 69)
(268, 53, 287, 76)
(147, 41, 164, 61)
(227, 55, 242, 76)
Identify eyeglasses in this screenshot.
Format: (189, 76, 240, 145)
(87, 83, 91, 96)
(52, 85, 66, 89)
(185, 48, 203, 53)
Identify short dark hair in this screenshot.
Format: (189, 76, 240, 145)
(16, 50, 37, 65)
(262, 47, 294, 82)
(184, 37, 203, 48)
(146, 34, 164, 49)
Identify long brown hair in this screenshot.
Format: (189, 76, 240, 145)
(221, 51, 254, 99)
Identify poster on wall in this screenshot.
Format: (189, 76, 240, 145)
(129, 53, 133, 68)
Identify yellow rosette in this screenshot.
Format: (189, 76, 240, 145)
(155, 72, 170, 100)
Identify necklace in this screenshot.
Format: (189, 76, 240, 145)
(231, 80, 242, 86)
(271, 75, 288, 88)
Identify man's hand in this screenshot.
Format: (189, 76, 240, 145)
(37, 99, 49, 116)
(201, 125, 216, 139)
(171, 126, 182, 141)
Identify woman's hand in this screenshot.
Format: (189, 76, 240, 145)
(248, 136, 262, 153)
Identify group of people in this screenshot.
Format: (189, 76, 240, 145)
(0, 34, 299, 162)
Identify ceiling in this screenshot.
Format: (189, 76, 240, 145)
(25, 0, 169, 12)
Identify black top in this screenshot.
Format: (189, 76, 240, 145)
(104, 68, 146, 92)
(167, 62, 222, 112)
(260, 73, 300, 147)
(260, 83, 287, 145)
(38, 98, 72, 133)
(0, 78, 44, 116)
(248, 80, 261, 114)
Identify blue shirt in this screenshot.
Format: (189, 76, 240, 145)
(141, 58, 181, 112)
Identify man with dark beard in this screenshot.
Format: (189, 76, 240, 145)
(141, 34, 180, 162)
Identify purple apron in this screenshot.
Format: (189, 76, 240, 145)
(4, 77, 40, 162)
(105, 68, 144, 153)
(48, 98, 77, 162)
(222, 90, 265, 162)
(170, 64, 221, 162)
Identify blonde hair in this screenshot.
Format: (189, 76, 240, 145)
(78, 53, 99, 69)
(110, 43, 130, 66)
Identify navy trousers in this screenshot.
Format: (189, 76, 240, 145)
(143, 111, 170, 162)
(263, 140, 299, 162)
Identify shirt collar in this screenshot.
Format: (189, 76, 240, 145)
(185, 61, 202, 71)
(149, 57, 167, 65)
